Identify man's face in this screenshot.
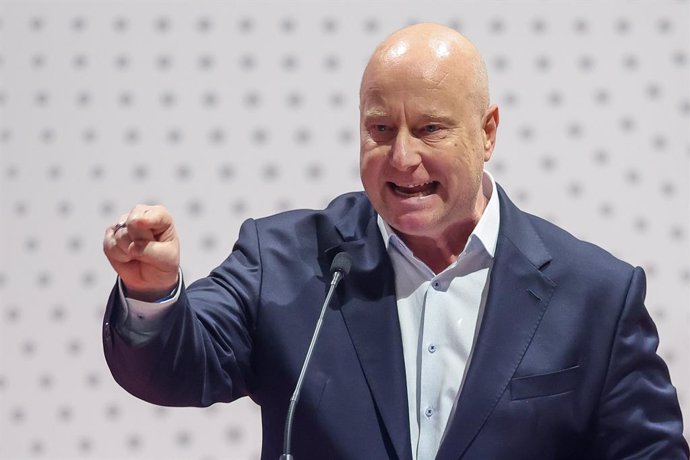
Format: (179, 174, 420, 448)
(359, 53, 495, 243)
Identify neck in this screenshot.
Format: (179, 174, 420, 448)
(397, 224, 472, 274)
(397, 192, 488, 274)
(399, 236, 466, 274)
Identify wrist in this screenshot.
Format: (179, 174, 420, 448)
(122, 278, 179, 302)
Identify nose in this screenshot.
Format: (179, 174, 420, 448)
(389, 129, 421, 171)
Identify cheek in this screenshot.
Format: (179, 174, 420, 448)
(360, 145, 385, 169)
(359, 148, 371, 171)
(359, 150, 379, 186)
(452, 135, 484, 166)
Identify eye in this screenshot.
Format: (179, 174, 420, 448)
(416, 124, 447, 141)
(422, 124, 440, 133)
(368, 124, 395, 143)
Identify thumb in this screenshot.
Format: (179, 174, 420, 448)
(127, 206, 176, 242)
(129, 239, 180, 271)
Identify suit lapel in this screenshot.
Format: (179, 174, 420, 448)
(321, 214, 413, 460)
(436, 188, 557, 460)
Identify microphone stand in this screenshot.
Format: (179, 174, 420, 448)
(279, 254, 350, 460)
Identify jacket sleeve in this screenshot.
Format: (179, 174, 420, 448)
(592, 266, 689, 459)
(102, 218, 262, 407)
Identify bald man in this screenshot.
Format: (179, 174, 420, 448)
(103, 24, 688, 459)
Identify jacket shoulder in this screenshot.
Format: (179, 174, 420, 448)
(254, 191, 375, 241)
(525, 211, 636, 284)
(497, 185, 635, 280)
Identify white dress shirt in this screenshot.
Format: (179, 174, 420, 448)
(376, 171, 500, 460)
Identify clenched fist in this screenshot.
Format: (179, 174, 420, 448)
(103, 205, 180, 301)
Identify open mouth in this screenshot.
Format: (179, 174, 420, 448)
(389, 181, 439, 197)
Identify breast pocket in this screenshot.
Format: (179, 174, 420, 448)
(510, 364, 581, 400)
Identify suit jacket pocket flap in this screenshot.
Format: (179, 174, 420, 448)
(510, 364, 580, 400)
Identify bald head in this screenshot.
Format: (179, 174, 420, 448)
(361, 23, 489, 115)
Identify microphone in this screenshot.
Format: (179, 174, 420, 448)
(280, 252, 352, 460)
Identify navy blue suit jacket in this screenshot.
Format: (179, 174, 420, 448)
(104, 187, 688, 459)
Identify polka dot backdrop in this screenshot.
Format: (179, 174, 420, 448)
(1, 1, 688, 458)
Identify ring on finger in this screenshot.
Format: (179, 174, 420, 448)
(113, 221, 127, 233)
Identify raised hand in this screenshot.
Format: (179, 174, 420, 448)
(103, 205, 180, 301)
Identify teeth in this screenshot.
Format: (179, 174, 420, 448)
(391, 181, 436, 196)
(399, 182, 432, 189)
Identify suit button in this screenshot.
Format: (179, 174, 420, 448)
(103, 322, 112, 341)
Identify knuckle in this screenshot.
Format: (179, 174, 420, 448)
(130, 204, 148, 217)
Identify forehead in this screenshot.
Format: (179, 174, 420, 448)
(362, 55, 453, 92)
(360, 50, 475, 107)
(360, 65, 465, 118)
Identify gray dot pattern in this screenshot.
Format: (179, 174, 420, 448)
(0, 2, 688, 458)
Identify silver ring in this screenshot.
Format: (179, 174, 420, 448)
(113, 221, 127, 233)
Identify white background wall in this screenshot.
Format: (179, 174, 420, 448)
(1, 1, 688, 459)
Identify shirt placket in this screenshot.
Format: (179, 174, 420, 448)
(417, 276, 446, 456)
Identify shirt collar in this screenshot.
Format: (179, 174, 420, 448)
(377, 170, 500, 260)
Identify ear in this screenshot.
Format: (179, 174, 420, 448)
(481, 105, 500, 161)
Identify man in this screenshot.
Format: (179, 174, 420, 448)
(103, 23, 688, 459)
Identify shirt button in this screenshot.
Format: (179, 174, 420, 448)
(428, 344, 437, 353)
(425, 407, 434, 418)
(432, 281, 440, 289)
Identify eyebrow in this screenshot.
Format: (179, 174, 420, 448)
(420, 114, 456, 124)
(362, 109, 457, 125)
(362, 108, 389, 119)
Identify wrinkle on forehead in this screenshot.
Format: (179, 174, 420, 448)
(430, 71, 450, 89)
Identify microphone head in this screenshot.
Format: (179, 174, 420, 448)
(330, 252, 352, 277)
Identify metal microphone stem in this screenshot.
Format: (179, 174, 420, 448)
(280, 271, 344, 459)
